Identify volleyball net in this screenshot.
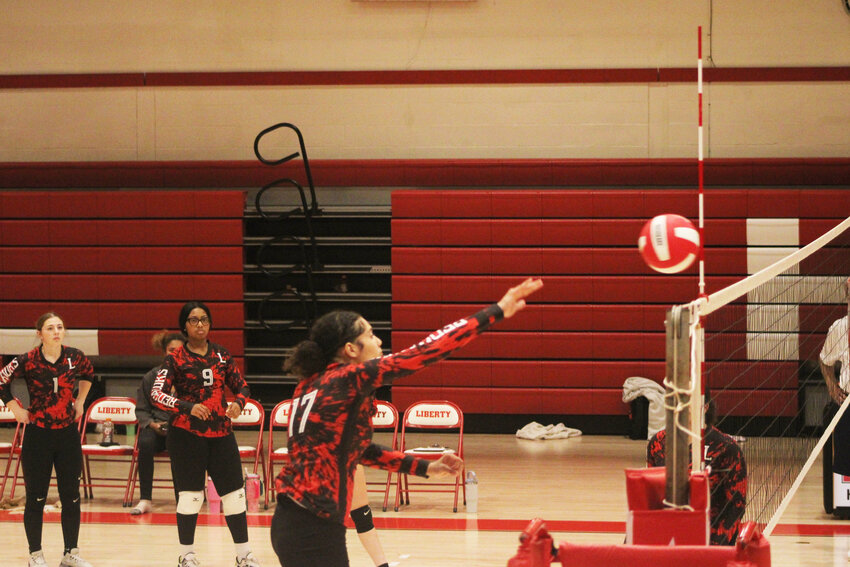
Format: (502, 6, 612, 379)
(665, 215, 850, 535)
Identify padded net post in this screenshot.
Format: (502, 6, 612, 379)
(665, 305, 693, 508)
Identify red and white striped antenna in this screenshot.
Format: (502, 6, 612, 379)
(693, 26, 707, 473)
(697, 26, 705, 297)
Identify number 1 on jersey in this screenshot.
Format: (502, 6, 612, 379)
(289, 390, 317, 436)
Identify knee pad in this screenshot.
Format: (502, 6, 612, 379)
(176, 490, 204, 515)
(221, 487, 246, 516)
(350, 504, 375, 533)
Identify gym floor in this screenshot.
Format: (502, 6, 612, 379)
(0, 430, 846, 566)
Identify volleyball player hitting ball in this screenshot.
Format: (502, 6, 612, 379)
(272, 277, 543, 567)
(0, 313, 95, 567)
(151, 302, 261, 567)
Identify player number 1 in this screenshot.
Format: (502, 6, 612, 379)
(53, 377, 58, 394)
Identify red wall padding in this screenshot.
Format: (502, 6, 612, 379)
(0, 190, 246, 359)
(399, 360, 665, 389)
(0, 219, 243, 246)
(392, 275, 739, 303)
(392, 331, 665, 360)
(392, 304, 668, 332)
(391, 189, 850, 219)
(392, 218, 840, 247)
(392, 247, 755, 276)
(98, 330, 244, 356)
(0, 246, 242, 273)
(0, 275, 243, 301)
(1, 191, 245, 219)
(391, 188, 848, 418)
(0, 301, 244, 329)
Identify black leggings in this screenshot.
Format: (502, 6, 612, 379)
(136, 426, 168, 500)
(20, 424, 83, 553)
(271, 495, 348, 567)
(167, 426, 248, 546)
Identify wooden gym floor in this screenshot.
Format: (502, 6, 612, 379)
(0, 429, 847, 566)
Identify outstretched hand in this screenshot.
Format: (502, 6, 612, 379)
(497, 278, 543, 319)
(427, 452, 464, 478)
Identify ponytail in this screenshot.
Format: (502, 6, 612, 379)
(284, 310, 363, 378)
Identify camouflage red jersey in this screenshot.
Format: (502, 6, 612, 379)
(276, 304, 503, 524)
(647, 426, 748, 545)
(0, 346, 93, 429)
(150, 342, 249, 438)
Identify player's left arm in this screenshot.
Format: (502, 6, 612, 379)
(73, 354, 95, 421)
(360, 443, 430, 477)
(360, 443, 463, 479)
(223, 350, 249, 418)
(358, 278, 542, 393)
(357, 304, 503, 394)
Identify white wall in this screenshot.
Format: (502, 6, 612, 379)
(2, 1, 849, 161)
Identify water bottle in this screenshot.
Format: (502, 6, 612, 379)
(206, 476, 221, 513)
(100, 418, 114, 446)
(465, 470, 478, 513)
(245, 473, 261, 512)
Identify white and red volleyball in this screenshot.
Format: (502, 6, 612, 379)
(637, 214, 700, 274)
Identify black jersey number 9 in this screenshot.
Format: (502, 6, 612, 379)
(202, 368, 214, 387)
(289, 390, 318, 436)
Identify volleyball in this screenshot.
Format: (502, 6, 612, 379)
(637, 214, 700, 274)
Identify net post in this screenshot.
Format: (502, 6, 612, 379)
(665, 305, 691, 507)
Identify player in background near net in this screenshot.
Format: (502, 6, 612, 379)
(0, 313, 95, 567)
(130, 330, 185, 515)
(819, 277, 850, 476)
(272, 278, 544, 567)
(646, 398, 747, 545)
(151, 302, 261, 567)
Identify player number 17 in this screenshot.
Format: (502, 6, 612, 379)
(289, 390, 318, 436)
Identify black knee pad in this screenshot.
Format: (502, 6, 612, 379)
(350, 504, 375, 533)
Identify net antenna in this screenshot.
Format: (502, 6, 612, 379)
(694, 25, 707, 472)
(697, 25, 706, 298)
(670, 215, 850, 535)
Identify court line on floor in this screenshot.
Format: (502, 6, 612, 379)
(0, 510, 846, 536)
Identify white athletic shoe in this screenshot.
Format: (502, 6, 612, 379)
(58, 548, 93, 567)
(178, 553, 201, 567)
(130, 499, 152, 515)
(28, 551, 48, 567)
(235, 552, 261, 567)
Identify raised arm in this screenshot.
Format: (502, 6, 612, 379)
(358, 278, 544, 392)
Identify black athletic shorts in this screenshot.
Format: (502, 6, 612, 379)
(270, 494, 348, 567)
(166, 426, 244, 495)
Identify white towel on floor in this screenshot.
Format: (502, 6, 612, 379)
(516, 421, 582, 440)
